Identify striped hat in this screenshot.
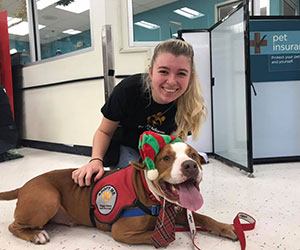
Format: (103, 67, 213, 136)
(138, 131, 181, 180)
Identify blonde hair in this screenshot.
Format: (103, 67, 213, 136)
(143, 39, 207, 141)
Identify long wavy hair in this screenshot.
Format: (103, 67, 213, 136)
(143, 39, 207, 141)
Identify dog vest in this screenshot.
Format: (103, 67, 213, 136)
(90, 166, 160, 225)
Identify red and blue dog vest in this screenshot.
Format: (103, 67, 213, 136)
(90, 166, 160, 225)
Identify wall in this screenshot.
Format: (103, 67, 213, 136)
(270, 0, 282, 15)
(19, 0, 150, 147)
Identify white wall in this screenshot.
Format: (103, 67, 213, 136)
(20, 0, 151, 147)
(21, 80, 103, 146)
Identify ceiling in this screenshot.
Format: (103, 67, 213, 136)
(132, 0, 178, 14)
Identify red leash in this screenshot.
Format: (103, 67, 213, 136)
(175, 211, 256, 250)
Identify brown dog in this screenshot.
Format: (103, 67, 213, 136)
(0, 142, 237, 246)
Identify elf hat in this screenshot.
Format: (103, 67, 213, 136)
(138, 131, 181, 181)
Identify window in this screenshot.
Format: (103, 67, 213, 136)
(35, 0, 92, 60)
(128, 0, 254, 46)
(128, 0, 300, 46)
(1, 0, 92, 64)
(128, 0, 210, 46)
(2, 0, 31, 64)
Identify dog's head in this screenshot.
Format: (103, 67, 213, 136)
(131, 141, 204, 212)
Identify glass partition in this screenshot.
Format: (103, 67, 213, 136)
(211, 5, 253, 172)
(180, 31, 212, 153)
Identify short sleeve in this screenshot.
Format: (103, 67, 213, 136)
(101, 84, 126, 121)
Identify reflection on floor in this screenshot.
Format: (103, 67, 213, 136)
(0, 148, 299, 250)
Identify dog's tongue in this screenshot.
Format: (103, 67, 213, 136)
(178, 182, 203, 211)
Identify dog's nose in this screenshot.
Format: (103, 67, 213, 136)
(181, 160, 199, 177)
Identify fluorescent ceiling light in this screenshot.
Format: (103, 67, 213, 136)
(8, 21, 46, 36)
(55, 0, 89, 14)
(63, 29, 82, 35)
(7, 17, 22, 27)
(37, 0, 60, 10)
(134, 21, 160, 30)
(174, 7, 204, 19)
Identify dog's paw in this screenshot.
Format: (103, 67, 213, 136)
(218, 224, 238, 241)
(31, 230, 50, 244)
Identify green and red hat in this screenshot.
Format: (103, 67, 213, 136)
(138, 131, 181, 180)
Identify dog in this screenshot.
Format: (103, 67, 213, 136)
(0, 141, 238, 246)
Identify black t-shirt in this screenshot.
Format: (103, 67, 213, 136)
(101, 73, 177, 165)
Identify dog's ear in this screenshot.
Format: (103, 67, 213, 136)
(130, 158, 146, 171)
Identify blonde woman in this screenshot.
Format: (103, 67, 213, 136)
(72, 39, 207, 187)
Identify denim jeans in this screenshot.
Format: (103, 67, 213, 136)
(106, 145, 140, 170)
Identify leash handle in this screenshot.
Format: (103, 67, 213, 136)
(176, 211, 256, 250)
(233, 212, 256, 250)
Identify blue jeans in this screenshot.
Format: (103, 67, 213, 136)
(105, 145, 140, 170)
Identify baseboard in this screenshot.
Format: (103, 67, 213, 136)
(20, 139, 92, 156)
(253, 156, 300, 164)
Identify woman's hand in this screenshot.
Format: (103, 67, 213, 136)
(72, 160, 104, 187)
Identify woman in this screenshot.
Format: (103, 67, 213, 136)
(72, 39, 207, 187)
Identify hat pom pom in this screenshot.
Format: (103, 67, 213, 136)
(147, 169, 159, 181)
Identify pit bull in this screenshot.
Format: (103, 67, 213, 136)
(0, 141, 237, 246)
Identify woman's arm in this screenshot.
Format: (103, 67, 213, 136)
(72, 117, 119, 187)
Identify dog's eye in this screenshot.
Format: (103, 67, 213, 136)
(191, 153, 197, 160)
(163, 156, 170, 161)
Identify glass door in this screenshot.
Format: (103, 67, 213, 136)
(211, 3, 253, 173)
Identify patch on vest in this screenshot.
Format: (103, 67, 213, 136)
(96, 185, 118, 215)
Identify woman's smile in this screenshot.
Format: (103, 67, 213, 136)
(162, 86, 178, 93)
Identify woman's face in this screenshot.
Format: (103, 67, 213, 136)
(149, 52, 192, 104)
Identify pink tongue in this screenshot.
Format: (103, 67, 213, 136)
(178, 182, 203, 211)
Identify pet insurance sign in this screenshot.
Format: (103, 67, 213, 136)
(250, 19, 300, 82)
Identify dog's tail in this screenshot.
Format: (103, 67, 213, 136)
(0, 188, 19, 200)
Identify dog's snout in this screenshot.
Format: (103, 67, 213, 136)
(181, 160, 199, 176)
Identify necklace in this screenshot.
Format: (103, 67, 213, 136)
(160, 102, 176, 116)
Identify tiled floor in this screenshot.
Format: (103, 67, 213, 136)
(0, 147, 299, 250)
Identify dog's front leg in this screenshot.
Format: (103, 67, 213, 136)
(175, 209, 238, 240)
(111, 216, 156, 245)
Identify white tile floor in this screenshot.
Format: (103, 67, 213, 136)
(0, 147, 299, 250)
